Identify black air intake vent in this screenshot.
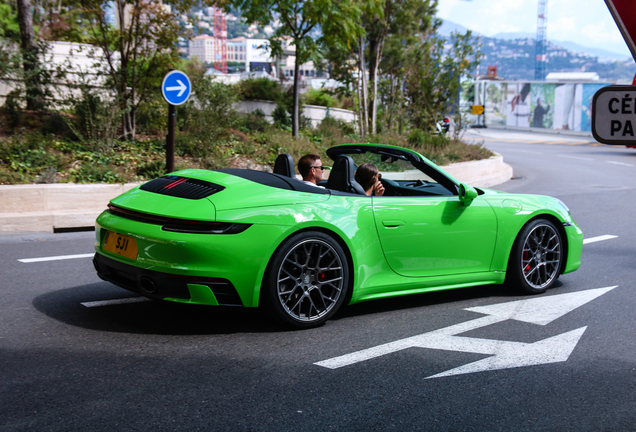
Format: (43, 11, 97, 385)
(140, 176, 224, 199)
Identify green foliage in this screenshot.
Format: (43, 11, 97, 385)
(232, 0, 364, 136)
(238, 77, 285, 103)
(240, 109, 269, 132)
(407, 128, 427, 146)
(177, 72, 242, 152)
(405, 31, 482, 132)
(304, 87, 337, 108)
(0, 2, 19, 40)
(136, 160, 166, 179)
(2, 89, 22, 129)
(0, 133, 64, 181)
(319, 116, 356, 136)
(272, 105, 290, 127)
(68, 164, 121, 183)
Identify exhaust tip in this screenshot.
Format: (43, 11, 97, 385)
(139, 277, 157, 294)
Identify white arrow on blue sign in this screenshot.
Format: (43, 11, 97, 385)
(161, 70, 191, 106)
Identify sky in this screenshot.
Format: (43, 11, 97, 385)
(436, 0, 632, 58)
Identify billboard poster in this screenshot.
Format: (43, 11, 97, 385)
(485, 82, 507, 126)
(506, 83, 531, 127)
(530, 84, 555, 129)
(554, 84, 583, 131)
(581, 83, 612, 132)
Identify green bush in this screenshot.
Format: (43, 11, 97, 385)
(304, 87, 337, 108)
(238, 77, 284, 102)
(241, 109, 269, 132)
(2, 89, 22, 130)
(407, 128, 427, 146)
(272, 105, 290, 127)
(136, 96, 167, 135)
(136, 160, 166, 179)
(68, 163, 121, 183)
(0, 133, 64, 180)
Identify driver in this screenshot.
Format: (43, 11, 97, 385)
(355, 163, 385, 196)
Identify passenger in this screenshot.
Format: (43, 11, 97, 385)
(355, 163, 385, 196)
(298, 154, 325, 188)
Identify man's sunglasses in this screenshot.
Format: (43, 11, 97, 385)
(311, 165, 325, 170)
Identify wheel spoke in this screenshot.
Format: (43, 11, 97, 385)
(520, 223, 561, 289)
(276, 238, 345, 322)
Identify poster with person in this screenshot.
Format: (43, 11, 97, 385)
(506, 83, 531, 127)
(530, 84, 555, 129)
(554, 84, 583, 131)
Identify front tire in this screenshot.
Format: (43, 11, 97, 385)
(263, 231, 349, 329)
(506, 219, 563, 294)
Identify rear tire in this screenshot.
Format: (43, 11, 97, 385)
(506, 219, 563, 294)
(263, 231, 349, 329)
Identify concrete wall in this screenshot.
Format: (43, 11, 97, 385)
(238, 100, 356, 127)
(0, 183, 139, 232)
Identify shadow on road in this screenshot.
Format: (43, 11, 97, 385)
(32, 280, 564, 335)
(32, 282, 286, 335)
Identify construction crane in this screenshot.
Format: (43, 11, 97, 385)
(535, 0, 548, 80)
(213, 6, 227, 73)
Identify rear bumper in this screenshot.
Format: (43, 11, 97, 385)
(93, 253, 244, 306)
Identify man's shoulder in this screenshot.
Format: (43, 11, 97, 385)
(302, 180, 325, 188)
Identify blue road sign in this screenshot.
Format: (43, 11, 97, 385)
(161, 70, 191, 106)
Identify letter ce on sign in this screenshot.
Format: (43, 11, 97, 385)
(592, 85, 636, 145)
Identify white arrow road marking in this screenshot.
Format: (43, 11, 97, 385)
(81, 297, 151, 307)
(425, 327, 587, 379)
(583, 235, 618, 244)
(166, 79, 187, 97)
(18, 253, 94, 263)
(315, 286, 617, 378)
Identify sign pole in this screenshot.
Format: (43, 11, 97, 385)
(166, 103, 176, 173)
(161, 69, 192, 174)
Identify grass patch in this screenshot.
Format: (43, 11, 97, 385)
(0, 110, 492, 184)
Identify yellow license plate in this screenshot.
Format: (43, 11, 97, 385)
(103, 230, 138, 260)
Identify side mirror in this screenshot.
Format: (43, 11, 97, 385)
(458, 183, 478, 206)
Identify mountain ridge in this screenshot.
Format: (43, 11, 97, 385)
(437, 20, 630, 61)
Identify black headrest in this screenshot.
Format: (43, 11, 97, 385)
(273, 153, 295, 178)
(326, 155, 366, 195)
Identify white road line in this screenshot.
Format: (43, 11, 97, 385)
(18, 253, 94, 263)
(583, 235, 618, 244)
(606, 161, 633, 167)
(558, 154, 594, 161)
(81, 297, 151, 308)
(502, 149, 543, 154)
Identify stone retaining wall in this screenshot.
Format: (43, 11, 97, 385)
(0, 155, 511, 233)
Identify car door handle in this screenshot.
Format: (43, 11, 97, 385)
(382, 220, 406, 228)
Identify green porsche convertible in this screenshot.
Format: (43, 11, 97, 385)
(93, 143, 583, 328)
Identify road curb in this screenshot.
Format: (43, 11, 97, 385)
(0, 155, 513, 233)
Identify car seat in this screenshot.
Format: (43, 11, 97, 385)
(273, 153, 295, 178)
(326, 155, 366, 195)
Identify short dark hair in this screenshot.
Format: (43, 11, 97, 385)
(355, 163, 379, 190)
(298, 154, 321, 178)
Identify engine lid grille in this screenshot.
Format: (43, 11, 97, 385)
(140, 176, 224, 200)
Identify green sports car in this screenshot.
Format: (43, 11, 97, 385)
(93, 143, 583, 328)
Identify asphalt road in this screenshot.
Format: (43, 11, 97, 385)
(2, 130, 635, 431)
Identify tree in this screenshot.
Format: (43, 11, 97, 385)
(71, 0, 221, 141)
(405, 30, 481, 132)
(233, 0, 364, 137)
(370, 0, 438, 134)
(15, 0, 45, 110)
